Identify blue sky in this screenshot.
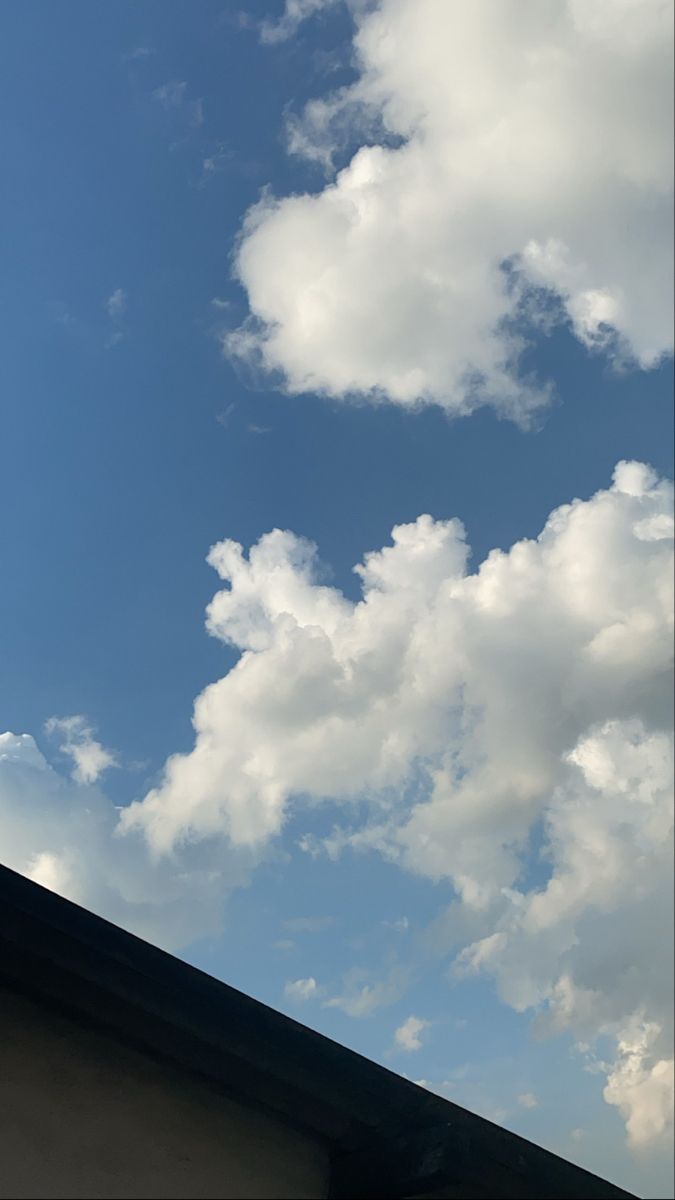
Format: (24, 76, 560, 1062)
(0, 3, 673, 1196)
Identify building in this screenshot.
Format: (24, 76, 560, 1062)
(0, 862, 637, 1199)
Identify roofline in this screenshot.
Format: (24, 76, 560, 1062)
(0, 863, 637, 1199)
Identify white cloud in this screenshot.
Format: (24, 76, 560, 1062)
(284, 976, 321, 1001)
(0, 731, 47, 771)
(199, 145, 232, 187)
(104, 288, 128, 347)
(152, 80, 188, 109)
(260, 0, 339, 45)
(323, 967, 407, 1017)
(604, 1020, 674, 1149)
(230, 0, 673, 418)
(120, 460, 673, 1143)
(105, 288, 127, 320)
(0, 732, 257, 951)
(3, 463, 670, 1145)
(454, 718, 674, 1146)
(152, 81, 203, 128)
(518, 1092, 539, 1109)
(26, 850, 76, 896)
(123, 46, 155, 62)
(394, 1015, 429, 1052)
(382, 916, 409, 933)
(283, 915, 335, 933)
(45, 715, 116, 784)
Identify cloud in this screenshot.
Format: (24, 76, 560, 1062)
(44, 715, 116, 784)
(394, 1015, 429, 1052)
(518, 1092, 539, 1110)
(283, 915, 335, 933)
(3, 464, 670, 1144)
(152, 81, 203, 129)
(120, 460, 673, 1143)
(0, 732, 257, 951)
(454, 717, 674, 1146)
(259, 0, 340, 45)
(228, 0, 673, 419)
(323, 966, 408, 1017)
(123, 46, 155, 62)
(152, 80, 188, 109)
(122, 459, 672, 866)
(382, 916, 409, 933)
(215, 402, 236, 428)
(104, 288, 127, 348)
(105, 288, 127, 320)
(603, 1020, 674, 1149)
(199, 145, 232, 187)
(284, 976, 321, 1001)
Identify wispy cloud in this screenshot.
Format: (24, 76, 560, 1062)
(283, 915, 336, 934)
(104, 288, 127, 348)
(215, 402, 236, 428)
(259, 0, 340, 45)
(152, 80, 187, 109)
(49, 301, 81, 335)
(324, 967, 409, 1018)
(382, 916, 409, 933)
(198, 144, 232, 187)
(0, 731, 255, 951)
(153, 80, 203, 129)
(45, 715, 117, 785)
(105, 288, 127, 320)
(123, 46, 155, 62)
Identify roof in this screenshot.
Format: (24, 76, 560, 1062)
(0, 861, 637, 1200)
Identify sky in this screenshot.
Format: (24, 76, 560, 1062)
(0, 2, 673, 1195)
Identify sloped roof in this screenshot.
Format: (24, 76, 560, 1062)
(0, 862, 637, 1200)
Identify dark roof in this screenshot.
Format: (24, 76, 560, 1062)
(0, 861, 637, 1200)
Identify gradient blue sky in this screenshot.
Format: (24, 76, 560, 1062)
(0, 4, 673, 1196)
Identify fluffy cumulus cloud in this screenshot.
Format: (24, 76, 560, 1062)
(0, 732, 256, 951)
(121, 461, 674, 1144)
(228, 0, 673, 419)
(284, 976, 321, 1001)
(394, 1015, 429, 1052)
(604, 1020, 674, 1149)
